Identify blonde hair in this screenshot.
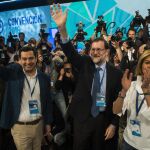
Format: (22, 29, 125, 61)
(136, 50, 150, 75)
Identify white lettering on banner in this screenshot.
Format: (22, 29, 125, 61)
(8, 14, 42, 26)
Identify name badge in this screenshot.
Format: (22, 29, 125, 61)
(42, 45, 47, 50)
(96, 95, 106, 107)
(28, 100, 39, 116)
(51, 81, 54, 87)
(130, 119, 141, 137)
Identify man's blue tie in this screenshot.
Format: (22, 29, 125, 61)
(91, 67, 101, 117)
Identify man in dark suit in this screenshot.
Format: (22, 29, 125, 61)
(0, 46, 53, 150)
(50, 4, 122, 150)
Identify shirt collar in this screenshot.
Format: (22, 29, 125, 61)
(135, 75, 143, 94)
(95, 62, 106, 71)
(135, 75, 145, 100)
(23, 69, 37, 79)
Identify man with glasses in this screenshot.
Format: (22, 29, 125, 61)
(50, 4, 122, 150)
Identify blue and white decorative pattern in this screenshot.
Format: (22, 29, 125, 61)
(0, 20, 3, 34)
(0, 0, 149, 41)
(0, 6, 52, 40)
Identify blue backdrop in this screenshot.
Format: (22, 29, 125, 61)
(0, 0, 149, 42)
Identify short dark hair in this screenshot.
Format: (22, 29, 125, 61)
(19, 46, 37, 58)
(127, 28, 136, 35)
(91, 37, 109, 49)
(116, 30, 123, 35)
(14, 55, 19, 62)
(19, 32, 25, 37)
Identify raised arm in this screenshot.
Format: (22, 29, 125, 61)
(113, 69, 133, 114)
(50, 4, 83, 70)
(50, 4, 68, 41)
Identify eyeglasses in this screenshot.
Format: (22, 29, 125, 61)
(90, 48, 106, 52)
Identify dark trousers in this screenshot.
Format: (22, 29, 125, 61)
(122, 140, 137, 150)
(0, 128, 16, 150)
(73, 113, 118, 150)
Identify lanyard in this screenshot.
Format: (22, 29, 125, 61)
(136, 91, 145, 116)
(25, 76, 37, 98)
(98, 67, 105, 92)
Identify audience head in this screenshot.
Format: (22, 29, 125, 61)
(19, 32, 25, 41)
(28, 38, 36, 48)
(19, 46, 37, 74)
(136, 50, 150, 76)
(127, 28, 136, 41)
(89, 37, 109, 65)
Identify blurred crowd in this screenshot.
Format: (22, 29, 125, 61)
(0, 4, 150, 150)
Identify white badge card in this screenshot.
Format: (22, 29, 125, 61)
(28, 100, 39, 116)
(96, 94, 106, 107)
(51, 81, 54, 87)
(42, 45, 47, 50)
(130, 119, 141, 137)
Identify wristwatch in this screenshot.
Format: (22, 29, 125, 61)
(118, 91, 126, 99)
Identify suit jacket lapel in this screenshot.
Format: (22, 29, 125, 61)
(106, 63, 111, 103)
(37, 70, 44, 110)
(19, 72, 25, 102)
(88, 60, 95, 93)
